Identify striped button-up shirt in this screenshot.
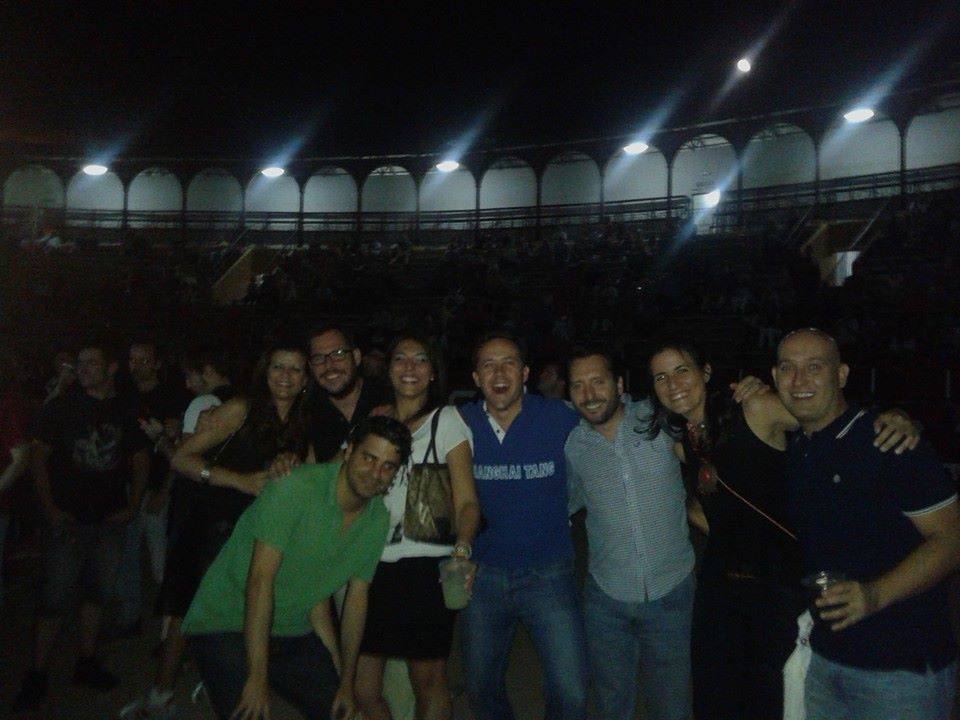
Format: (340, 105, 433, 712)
(565, 397, 694, 602)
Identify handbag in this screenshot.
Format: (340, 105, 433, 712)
(403, 409, 456, 545)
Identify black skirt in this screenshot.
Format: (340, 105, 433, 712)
(360, 556, 457, 660)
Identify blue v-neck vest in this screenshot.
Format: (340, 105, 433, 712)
(460, 394, 580, 569)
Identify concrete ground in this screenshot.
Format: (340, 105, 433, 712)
(2, 517, 958, 719)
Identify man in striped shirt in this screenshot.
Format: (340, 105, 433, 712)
(564, 347, 694, 720)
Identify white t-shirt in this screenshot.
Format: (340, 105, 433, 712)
(380, 405, 473, 562)
(182, 394, 223, 434)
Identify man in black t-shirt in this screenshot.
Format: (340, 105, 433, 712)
(114, 340, 187, 633)
(12, 342, 151, 713)
(307, 327, 389, 461)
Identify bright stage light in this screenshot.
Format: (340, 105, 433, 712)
(704, 190, 722, 208)
(261, 166, 285, 178)
(623, 141, 649, 155)
(736, 58, 752, 73)
(843, 107, 875, 123)
(82, 164, 109, 176)
(436, 160, 459, 172)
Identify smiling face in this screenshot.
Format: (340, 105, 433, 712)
(472, 338, 529, 415)
(773, 330, 848, 434)
(309, 330, 361, 397)
(388, 338, 433, 402)
(266, 350, 309, 402)
(648, 347, 711, 423)
(569, 354, 623, 428)
(343, 433, 404, 500)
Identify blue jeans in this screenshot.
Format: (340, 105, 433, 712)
(806, 652, 957, 720)
(460, 559, 588, 720)
(191, 632, 340, 720)
(116, 496, 168, 626)
(584, 572, 694, 720)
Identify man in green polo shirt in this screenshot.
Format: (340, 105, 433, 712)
(182, 415, 411, 720)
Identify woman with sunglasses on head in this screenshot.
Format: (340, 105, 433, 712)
(645, 338, 917, 720)
(356, 333, 480, 720)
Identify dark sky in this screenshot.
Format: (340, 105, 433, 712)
(1, 1, 958, 159)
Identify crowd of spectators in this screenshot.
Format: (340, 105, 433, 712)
(1, 188, 957, 458)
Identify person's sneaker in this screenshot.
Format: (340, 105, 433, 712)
(11, 668, 48, 713)
(117, 688, 178, 719)
(72, 656, 120, 691)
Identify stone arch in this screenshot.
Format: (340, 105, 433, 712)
(541, 151, 601, 205)
(741, 123, 816, 188)
(603, 144, 669, 202)
(905, 106, 960, 170)
(671, 133, 738, 200)
(819, 117, 900, 180)
(479, 157, 537, 209)
(2, 165, 65, 208)
(127, 167, 183, 227)
(360, 165, 417, 213)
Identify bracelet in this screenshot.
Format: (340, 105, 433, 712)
(453, 541, 472, 559)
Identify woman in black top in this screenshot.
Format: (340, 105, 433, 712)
(645, 340, 917, 720)
(138, 345, 311, 716)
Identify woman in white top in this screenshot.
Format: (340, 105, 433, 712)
(356, 333, 481, 720)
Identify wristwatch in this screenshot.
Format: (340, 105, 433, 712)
(453, 541, 472, 559)
(199, 465, 212, 484)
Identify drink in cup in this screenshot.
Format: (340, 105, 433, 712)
(439, 558, 473, 610)
(801, 570, 847, 619)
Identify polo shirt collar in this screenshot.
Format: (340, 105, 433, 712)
(806, 404, 867, 442)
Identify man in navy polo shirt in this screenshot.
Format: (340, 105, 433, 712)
(458, 331, 588, 720)
(774, 328, 960, 720)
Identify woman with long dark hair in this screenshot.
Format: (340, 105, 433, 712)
(356, 333, 480, 720)
(149, 344, 310, 715)
(645, 339, 917, 720)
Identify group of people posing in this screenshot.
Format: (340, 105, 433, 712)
(6, 324, 959, 720)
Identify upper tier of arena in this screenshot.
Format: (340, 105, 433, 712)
(2, 90, 959, 234)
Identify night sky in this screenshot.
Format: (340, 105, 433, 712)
(1, 1, 958, 159)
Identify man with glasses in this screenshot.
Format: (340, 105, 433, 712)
(307, 327, 390, 461)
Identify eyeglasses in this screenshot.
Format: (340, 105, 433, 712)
(310, 347, 352, 366)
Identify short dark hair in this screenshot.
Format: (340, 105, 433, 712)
(349, 415, 413, 465)
(471, 329, 527, 369)
(78, 337, 118, 366)
(566, 345, 622, 380)
(181, 348, 237, 382)
(307, 325, 356, 351)
(128, 338, 159, 358)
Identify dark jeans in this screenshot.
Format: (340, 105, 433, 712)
(191, 632, 339, 720)
(40, 520, 123, 615)
(692, 567, 802, 720)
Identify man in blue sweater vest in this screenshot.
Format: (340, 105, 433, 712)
(458, 331, 588, 720)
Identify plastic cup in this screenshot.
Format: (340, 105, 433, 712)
(439, 558, 473, 610)
(801, 570, 847, 615)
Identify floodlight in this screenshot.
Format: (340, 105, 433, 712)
(436, 160, 459, 172)
(843, 108, 875, 124)
(704, 190, 721, 208)
(623, 142, 649, 155)
(82, 164, 109, 176)
(736, 58, 752, 73)
(261, 167, 285, 178)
